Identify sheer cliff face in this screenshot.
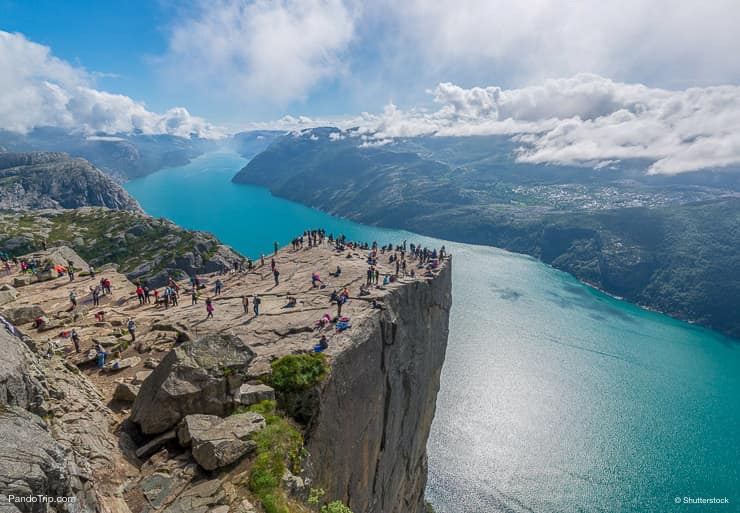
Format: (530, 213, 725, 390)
(307, 260, 452, 513)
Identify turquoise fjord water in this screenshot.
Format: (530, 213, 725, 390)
(125, 153, 740, 513)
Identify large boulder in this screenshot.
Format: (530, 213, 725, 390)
(1, 305, 46, 325)
(178, 412, 265, 471)
(131, 334, 256, 434)
(0, 289, 17, 306)
(235, 383, 275, 407)
(113, 382, 140, 402)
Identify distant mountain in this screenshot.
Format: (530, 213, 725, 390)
(0, 127, 221, 181)
(0, 151, 142, 212)
(234, 128, 740, 338)
(226, 130, 284, 160)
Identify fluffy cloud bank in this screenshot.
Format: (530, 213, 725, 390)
(0, 31, 221, 137)
(360, 75, 740, 174)
(161, 0, 354, 106)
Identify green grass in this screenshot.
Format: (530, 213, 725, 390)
(246, 401, 306, 513)
(268, 354, 328, 393)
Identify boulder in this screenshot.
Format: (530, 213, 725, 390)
(12, 275, 32, 288)
(133, 370, 152, 385)
(144, 357, 160, 369)
(0, 290, 16, 306)
(176, 414, 221, 447)
(113, 382, 140, 402)
(236, 383, 275, 406)
(92, 335, 119, 347)
(1, 304, 45, 325)
(0, 284, 16, 291)
(187, 412, 266, 471)
(150, 320, 193, 343)
(131, 334, 256, 434)
(106, 356, 141, 372)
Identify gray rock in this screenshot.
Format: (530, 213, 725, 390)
(135, 430, 177, 459)
(12, 275, 32, 288)
(0, 284, 16, 292)
(1, 305, 45, 325)
(0, 327, 47, 413)
(236, 383, 275, 406)
(160, 479, 225, 513)
(177, 414, 220, 447)
(0, 290, 16, 306)
(189, 412, 265, 471)
(0, 407, 73, 513)
(133, 370, 152, 385)
(131, 334, 256, 434)
(113, 382, 140, 402)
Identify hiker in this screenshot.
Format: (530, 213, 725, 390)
(191, 289, 199, 305)
(315, 335, 329, 353)
(144, 285, 151, 304)
(271, 258, 276, 272)
(69, 291, 77, 308)
(330, 265, 341, 277)
(68, 267, 75, 281)
(153, 288, 160, 305)
(312, 272, 323, 288)
(71, 329, 80, 353)
(95, 343, 107, 368)
(89, 265, 95, 279)
(136, 285, 145, 305)
(205, 298, 214, 319)
(253, 294, 261, 316)
(92, 286, 101, 306)
(127, 318, 136, 342)
(260, 253, 265, 267)
(285, 296, 297, 307)
(214, 279, 223, 295)
(273, 268, 280, 285)
(274, 241, 279, 255)
(103, 278, 112, 294)
(242, 294, 249, 313)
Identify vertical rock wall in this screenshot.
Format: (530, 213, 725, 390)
(306, 261, 452, 513)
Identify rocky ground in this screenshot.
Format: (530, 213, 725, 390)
(0, 239, 449, 513)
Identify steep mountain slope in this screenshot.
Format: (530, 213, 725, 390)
(234, 129, 740, 338)
(0, 151, 143, 212)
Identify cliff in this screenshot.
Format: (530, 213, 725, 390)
(0, 236, 452, 513)
(306, 261, 452, 513)
(0, 152, 143, 212)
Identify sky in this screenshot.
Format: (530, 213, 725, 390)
(2, 0, 740, 173)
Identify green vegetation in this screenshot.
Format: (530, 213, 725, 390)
(320, 501, 353, 513)
(269, 354, 329, 393)
(424, 501, 437, 513)
(247, 400, 306, 513)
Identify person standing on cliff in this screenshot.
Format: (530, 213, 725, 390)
(273, 267, 280, 286)
(71, 329, 80, 353)
(69, 290, 77, 308)
(127, 318, 136, 342)
(242, 294, 249, 314)
(205, 298, 214, 319)
(253, 294, 261, 316)
(274, 241, 279, 255)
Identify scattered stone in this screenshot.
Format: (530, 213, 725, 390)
(13, 275, 32, 287)
(135, 430, 177, 459)
(131, 334, 256, 434)
(0, 289, 16, 305)
(1, 304, 45, 324)
(177, 414, 221, 447)
(114, 382, 140, 402)
(236, 383, 275, 406)
(189, 412, 266, 471)
(133, 370, 152, 385)
(93, 335, 119, 347)
(106, 355, 141, 372)
(144, 357, 160, 369)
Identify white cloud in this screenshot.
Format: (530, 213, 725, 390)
(352, 75, 740, 174)
(382, 0, 740, 88)
(161, 0, 355, 106)
(0, 31, 221, 137)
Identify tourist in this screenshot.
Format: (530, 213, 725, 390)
(215, 279, 223, 295)
(89, 265, 95, 279)
(274, 241, 279, 255)
(95, 342, 107, 368)
(71, 329, 80, 353)
(127, 318, 136, 342)
(205, 298, 214, 319)
(312, 272, 323, 288)
(253, 294, 261, 316)
(242, 294, 249, 314)
(69, 290, 77, 308)
(144, 285, 151, 304)
(136, 285, 145, 305)
(273, 267, 280, 285)
(192, 289, 199, 305)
